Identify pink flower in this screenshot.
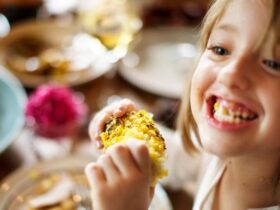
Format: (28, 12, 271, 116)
(25, 84, 88, 138)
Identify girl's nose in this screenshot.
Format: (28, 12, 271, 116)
(216, 57, 251, 91)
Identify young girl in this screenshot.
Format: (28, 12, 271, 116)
(85, 0, 280, 209)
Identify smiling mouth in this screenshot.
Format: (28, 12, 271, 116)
(207, 96, 258, 124)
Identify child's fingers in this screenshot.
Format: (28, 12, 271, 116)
(107, 144, 139, 177)
(85, 162, 106, 189)
(88, 99, 136, 148)
(126, 139, 151, 176)
(113, 107, 128, 118)
(88, 113, 102, 144)
(97, 154, 120, 183)
(113, 99, 136, 117)
(95, 112, 112, 135)
(88, 112, 111, 148)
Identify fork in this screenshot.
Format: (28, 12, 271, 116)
(73, 183, 92, 210)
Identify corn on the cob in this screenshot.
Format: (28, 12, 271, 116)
(100, 110, 168, 186)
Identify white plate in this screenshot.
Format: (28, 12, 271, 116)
(0, 20, 115, 87)
(0, 156, 173, 210)
(0, 66, 27, 153)
(119, 26, 198, 99)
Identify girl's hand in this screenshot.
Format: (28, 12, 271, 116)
(85, 139, 154, 210)
(89, 99, 136, 148)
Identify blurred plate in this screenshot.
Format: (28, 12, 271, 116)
(0, 66, 27, 153)
(0, 20, 115, 87)
(0, 156, 173, 210)
(119, 26, 198, 99)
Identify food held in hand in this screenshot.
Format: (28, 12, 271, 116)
(100, 110, 168, 186)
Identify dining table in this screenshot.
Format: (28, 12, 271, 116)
(0, 70, 194, 210)
(0, 0, 210, 208)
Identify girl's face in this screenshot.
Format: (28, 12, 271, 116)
(191, 0, 280, 158)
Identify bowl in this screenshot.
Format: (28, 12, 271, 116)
(0, 66, 27, 153)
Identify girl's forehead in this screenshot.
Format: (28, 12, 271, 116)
(205, 0, 278, 56)
(211, 0, 273, 43)
(216, 0, 272, 29)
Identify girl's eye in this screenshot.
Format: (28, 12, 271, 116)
(208, 46, 230, 56)
(262, 59, 280, 71)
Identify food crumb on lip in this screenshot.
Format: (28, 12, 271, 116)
(208, 95, 259, 120)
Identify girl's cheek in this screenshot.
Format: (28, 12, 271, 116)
(190, 71, 202, 118)
(191, 66, 207, 95)
(194, 56, 216, 90)
(190, 57, 215, 111)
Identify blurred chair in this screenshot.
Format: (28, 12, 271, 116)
(141, 0, 210, 27)
(0, 0, 42, 23)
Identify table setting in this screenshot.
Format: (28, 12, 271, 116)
(0, 156, 173, 210)
(0, 0, 209, 209)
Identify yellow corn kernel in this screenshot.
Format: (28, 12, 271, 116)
(221, 107, 229, 116)
(100, 110, 168, 186)
(214, 102, 219, 111)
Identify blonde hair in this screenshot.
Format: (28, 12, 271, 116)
(177, 0, 280, 154)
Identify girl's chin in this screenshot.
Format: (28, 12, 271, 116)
(202, 144, 239, 158)
(203, 145, 232, 158)
(199, 132, 246, 158)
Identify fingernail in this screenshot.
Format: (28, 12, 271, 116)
(113, 108, 122, 116)
(94, 133, 100, 140)
(96, 141, 102, 148)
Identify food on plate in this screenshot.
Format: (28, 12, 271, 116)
(100, 110, 168, 186)
(27, 173, 88, 210)
(4, 35, 90, 78)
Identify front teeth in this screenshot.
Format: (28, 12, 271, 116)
(214, 107, 241, 124)
(213, 101, 253, 124)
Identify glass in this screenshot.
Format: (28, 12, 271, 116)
(0, 14, 10, 37)
(77, 0, 142, 59)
